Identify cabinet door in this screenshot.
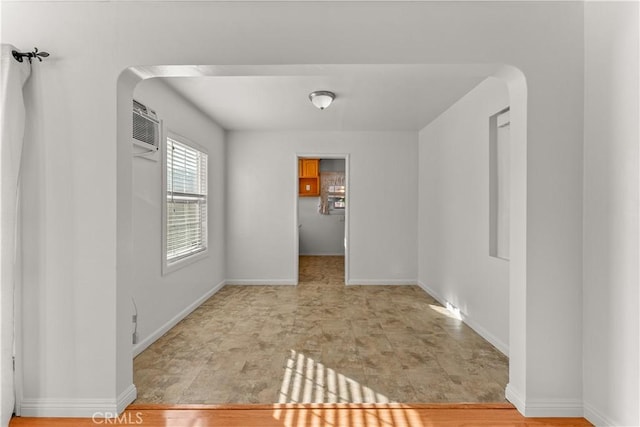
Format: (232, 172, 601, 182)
(298, 159, 303, 177)
(301, 159, 319, 177)
(299, 177, 319, 196)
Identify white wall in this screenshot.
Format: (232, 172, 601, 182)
(131, 79, 226, 354)
(298, 198, 345, 256)
(418, 77, 510, 354)
(583, 2, 639, 426)
(320, 159, 345, 173)
(226, 131, 417, 284)
(2, 0, 594, 420)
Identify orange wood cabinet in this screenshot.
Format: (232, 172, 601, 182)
(299, 159, 319, 177)
(299, 159, 320, 196)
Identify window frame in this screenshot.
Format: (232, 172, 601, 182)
(161, 130, 209, 275)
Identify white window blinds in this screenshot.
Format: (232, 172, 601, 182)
(166, 136, 208, 263)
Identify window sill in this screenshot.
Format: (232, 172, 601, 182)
(162, 248, 208, 276)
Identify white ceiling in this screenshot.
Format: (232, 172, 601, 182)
(162, 64, 499, 131)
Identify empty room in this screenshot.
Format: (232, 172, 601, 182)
(1, 1, 638, 427)
(129, 66, 511, 405)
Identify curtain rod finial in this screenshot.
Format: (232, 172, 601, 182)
(12, 47, 49, 63)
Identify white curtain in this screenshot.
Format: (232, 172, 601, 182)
(0, 44, 31, 427)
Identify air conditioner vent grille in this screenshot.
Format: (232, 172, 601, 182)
(132, 99, 160, 150)
(133, 111, 159, 147)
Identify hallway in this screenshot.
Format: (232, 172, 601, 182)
(133, 256, 508, 404)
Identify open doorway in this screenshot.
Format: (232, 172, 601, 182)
(119, 64, 526, 409)
(296, 155, 349, 285)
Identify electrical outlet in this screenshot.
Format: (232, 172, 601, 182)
(132, 314, 137, 323)
(132, 332, 138, 344)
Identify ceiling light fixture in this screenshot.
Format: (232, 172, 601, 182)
(309, 90, 336, 110)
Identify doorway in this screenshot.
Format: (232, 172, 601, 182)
(296, 155, 349, 285)
(117, 64, 527, 411)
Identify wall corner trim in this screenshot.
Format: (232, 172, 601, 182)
(505, 383, 525, 414)
(117, 384, 137, 414)
(132, 280, 226, 357)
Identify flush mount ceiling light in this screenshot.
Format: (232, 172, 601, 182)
(309, 90, 336, 110)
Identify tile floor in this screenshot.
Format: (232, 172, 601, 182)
(133, 256, 508, 404)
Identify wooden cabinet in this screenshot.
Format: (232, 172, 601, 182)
(298, 158, 320, 197)
(299, 159, 319, 178)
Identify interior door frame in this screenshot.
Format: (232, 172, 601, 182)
(294, 153, 350, 285)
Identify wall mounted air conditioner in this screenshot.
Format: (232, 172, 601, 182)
(133, 99, 160, 152)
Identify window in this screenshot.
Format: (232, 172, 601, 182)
(489, 108, 510, 260)
(163, 133, 208, 272)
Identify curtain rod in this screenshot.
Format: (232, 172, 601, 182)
(12, 47, 49, 63)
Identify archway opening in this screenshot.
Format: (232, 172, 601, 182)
(116, 63, 527, 409)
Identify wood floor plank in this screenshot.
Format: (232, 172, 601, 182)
(10, 403, 593, 426)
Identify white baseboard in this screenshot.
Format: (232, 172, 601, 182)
(584, 401, 625, 427)
(505, 383, 525, 414)
(21, 398, 112, 417)
(506, 384, 583, 418)
(225, 279, 297, 286)
(523, 398, 584, 417)
(346, 279, 416, 285)
(463, 317, 508, 355)
(133, 280, 225, 357)
(299, 253, 345, 256)
(417, 280, 508, 356)
(117, 384, 137, 414)
(20, 387, 130, 418)
(20, 385, 136, 418)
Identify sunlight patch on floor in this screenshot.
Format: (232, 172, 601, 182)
(278, 350, 390, 404)
(428, 303, 462, 320)
(273, 350, 428, 427)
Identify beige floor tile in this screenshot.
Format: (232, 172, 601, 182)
(134, 256, 508, 404)
(361, 374, 417, 403)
